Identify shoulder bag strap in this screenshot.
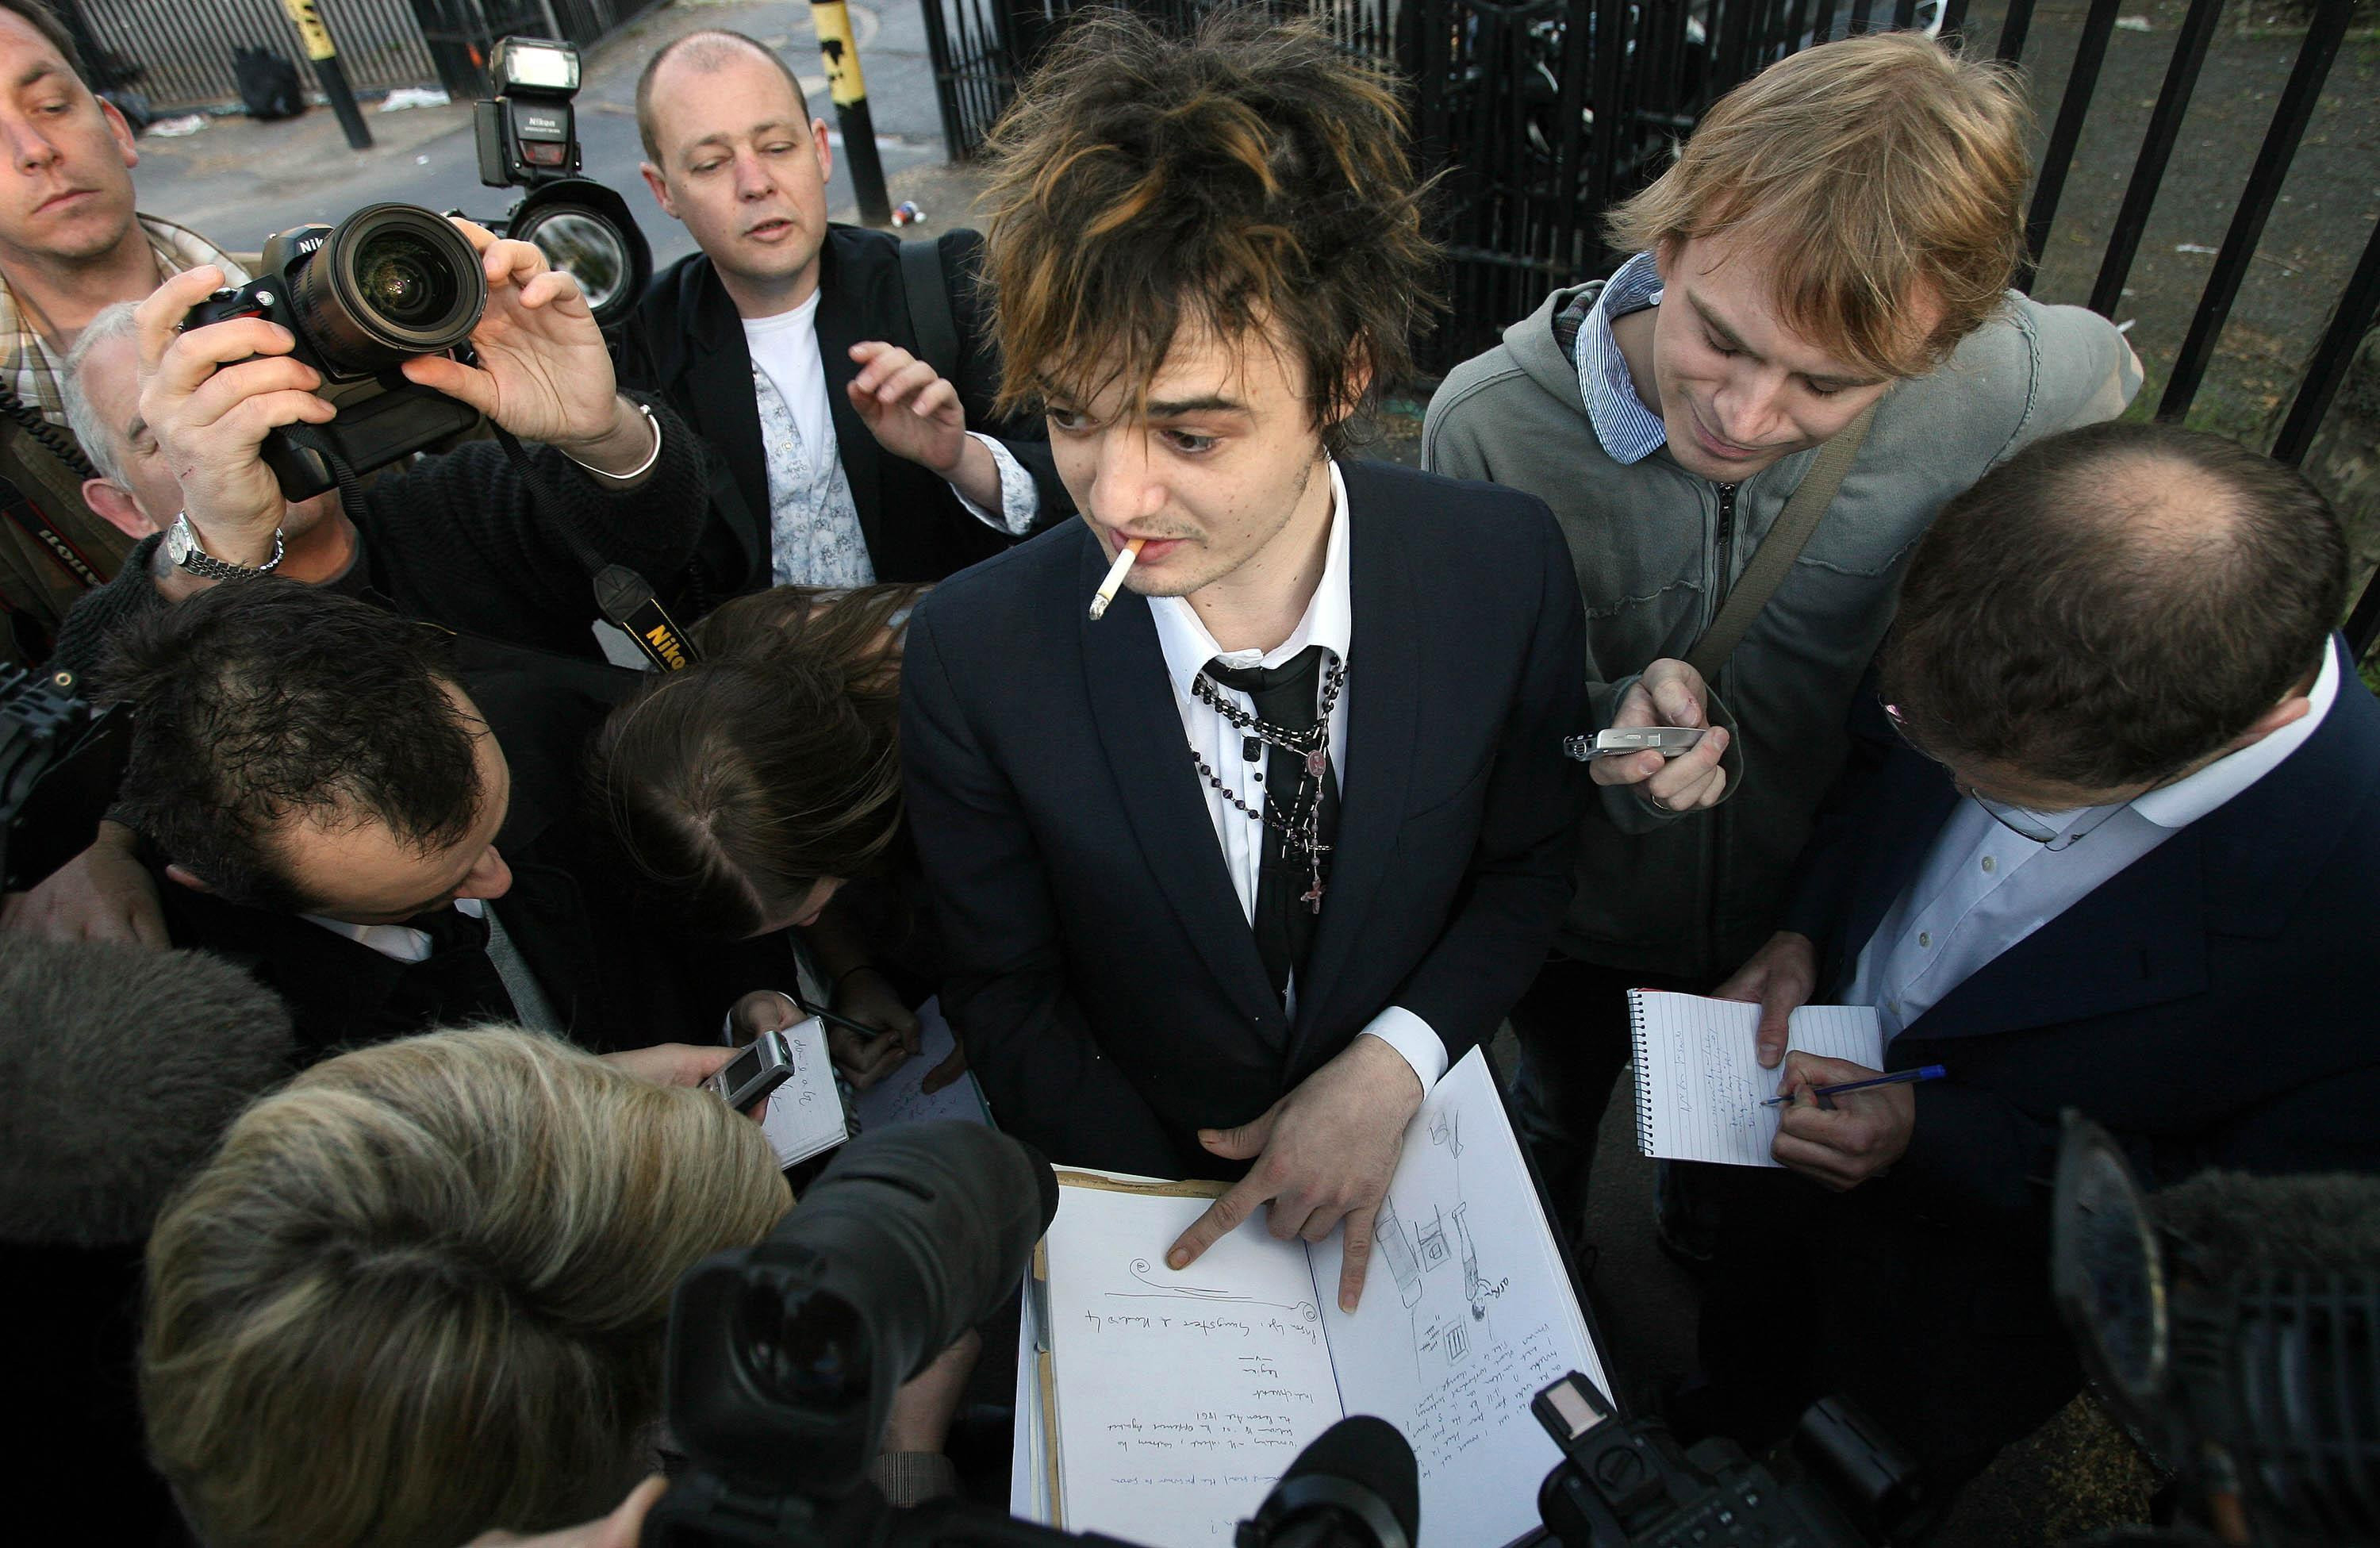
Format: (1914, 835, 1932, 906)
(897, 236, 962, 386)
(1684, 400, 1879, 683)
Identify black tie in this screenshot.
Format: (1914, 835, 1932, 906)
(378, 904, 516, 1035)
(403, 902, 489, 956)
(1205, 646, 1340, 1003)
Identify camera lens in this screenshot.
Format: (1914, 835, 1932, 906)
(512, 207, 626, 315)
(288, 203, 486, 376)
(353, 232, 458, 330)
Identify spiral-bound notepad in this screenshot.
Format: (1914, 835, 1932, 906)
(1626, 989, 1885, 1167)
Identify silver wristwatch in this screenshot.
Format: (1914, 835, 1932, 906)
(167, 514, 285, 580)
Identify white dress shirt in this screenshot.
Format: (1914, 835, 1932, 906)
(1847, 644, 2340, 1038)
(1142, 461, 1449, 1092)
(300, 897, 562, 1035)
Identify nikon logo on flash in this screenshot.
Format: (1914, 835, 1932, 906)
(643, 624, 688, 670)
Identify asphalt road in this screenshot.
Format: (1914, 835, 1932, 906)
(127, 0, 950, 269)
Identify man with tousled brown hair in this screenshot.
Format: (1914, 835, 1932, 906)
(901, 11, 1584, 1310)
(1423, 32, 2143, 1240)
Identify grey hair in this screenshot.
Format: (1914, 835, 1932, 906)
(60, 300, 142, 486)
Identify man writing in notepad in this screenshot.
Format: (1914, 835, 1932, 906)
(1688, 423, 2380, 1485)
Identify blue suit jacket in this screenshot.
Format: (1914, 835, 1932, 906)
(1783, 637, 2380, 1228)
(901, 461, 1587, 1177)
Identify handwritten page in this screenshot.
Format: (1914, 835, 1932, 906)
(1038, 1185, 1343, 1547)
(854, 997, 991, 1132)
(1315, 1047, 1607, 1548)
(756, 1017, 850, 1167)
(1628, 990, 1884, 1166)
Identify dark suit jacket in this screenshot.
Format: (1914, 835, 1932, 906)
(901, 461, 1587, 1177)
(612, 225, 1068, 599)
(1783, 635, 2380, 1228)
(155, 636, 789, 1062)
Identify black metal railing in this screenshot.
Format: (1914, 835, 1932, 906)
(923, 0, 2380, 658)
(78, 0, 440, 107)
(70, 0, 674, 110)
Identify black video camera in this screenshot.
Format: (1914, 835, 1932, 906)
(182, 203, 486, 501)
(647, 1121, 1420, 1548)
(1530, 1372, 1917, 1547)
(470, 36, 651, 330)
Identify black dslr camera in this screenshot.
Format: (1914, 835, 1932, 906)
(647, 1122, 1420, 1548)
(182, 203, 486, 501)
(1531, 1373, 1917, 1547)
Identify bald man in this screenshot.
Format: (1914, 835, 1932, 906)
(1686, 421, 2380, 1485)
(612, 29, 1065, 601)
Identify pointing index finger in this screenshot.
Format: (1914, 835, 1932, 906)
(1167, 1172, 1272, 1271)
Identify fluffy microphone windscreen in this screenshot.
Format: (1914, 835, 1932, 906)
(0, 936, 294, 1245)
(2152, 1170, 2380, 1280)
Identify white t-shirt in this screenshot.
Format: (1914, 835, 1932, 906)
(743, 290, 836, 477)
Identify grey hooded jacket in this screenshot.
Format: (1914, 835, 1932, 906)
(1423, 280, 2139, 979)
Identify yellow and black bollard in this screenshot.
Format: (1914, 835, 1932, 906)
(808, 2, 892, 228)
(279, 0, 374, 151)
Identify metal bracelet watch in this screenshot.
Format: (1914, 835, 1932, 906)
(167, 513, 285, 580)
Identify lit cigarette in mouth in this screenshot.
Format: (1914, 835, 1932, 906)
(1088, 537, 1146, 621)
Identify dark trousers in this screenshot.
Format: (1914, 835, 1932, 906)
(1508, 955, 1703, 1239)
(1691, 1167, 2082, 1486)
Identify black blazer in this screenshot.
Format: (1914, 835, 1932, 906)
(612, 225, 1069, 598)
(901, 461, 1587, 1177)
(1783, 636, 2380, 1227)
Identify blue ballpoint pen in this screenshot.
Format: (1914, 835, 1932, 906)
(1760, 1063, 1948, 1107)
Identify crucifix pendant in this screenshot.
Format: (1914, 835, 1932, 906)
(1302, 873, 1326, 913)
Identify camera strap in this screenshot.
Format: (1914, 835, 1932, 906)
(1683, 400, 1878, 684)
(489, 422, 701, 673)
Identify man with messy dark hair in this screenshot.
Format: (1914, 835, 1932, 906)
(95, 584, 781, 1059)
(901, 11, 1584, 1310)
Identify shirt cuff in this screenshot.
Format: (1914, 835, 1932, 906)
(1359, 1007, 1449, 1093)
(952, 432, 1039, 536)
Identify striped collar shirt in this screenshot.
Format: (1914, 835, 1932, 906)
(1, 213, 248, 421)
(1569, 250, 1669, 466)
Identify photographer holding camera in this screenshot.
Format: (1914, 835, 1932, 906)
(0, 0, 253, 668)
(7, 213, 715, 946)
(44, 214, 705, 678)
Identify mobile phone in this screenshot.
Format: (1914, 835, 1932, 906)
(706, 1028, 795, 1109)
(1561, 726, 1706, 762)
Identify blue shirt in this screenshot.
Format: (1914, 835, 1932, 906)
(1572, 252, 1670, 466)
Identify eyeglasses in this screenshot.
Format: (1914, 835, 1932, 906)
(1883, 702, 2131, 851)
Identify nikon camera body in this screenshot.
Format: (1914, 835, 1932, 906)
(182, 203, 487, 501)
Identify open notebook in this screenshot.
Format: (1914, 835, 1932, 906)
(1626, 989, 1884, 1167)
(1011, 1047, 1608, 1548)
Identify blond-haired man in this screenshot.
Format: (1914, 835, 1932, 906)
(1423, 33, 2141, 1237)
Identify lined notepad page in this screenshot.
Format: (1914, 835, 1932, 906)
(1627, 991, 1884, 1167)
